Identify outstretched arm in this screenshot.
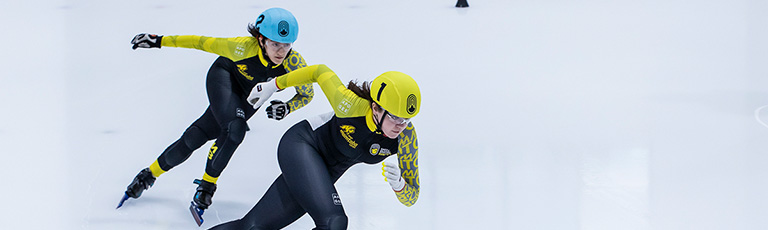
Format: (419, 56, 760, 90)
(131, 34, 260, 62)
(272, 64, 370, 117)
(393, 123, 419, 207)
(160, 35, 259, 59)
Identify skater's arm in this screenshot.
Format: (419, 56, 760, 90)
(274, 64, 369, 117)
(281, 50, 314, 113)
(395, 123, 419, 207)
(161, 35, 260, 61)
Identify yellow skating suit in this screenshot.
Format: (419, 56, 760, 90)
(210, 64, 419, 230)
(275, 64, 420, 206)
(161, 35, 313, 110)
(148, 35, 315, 181)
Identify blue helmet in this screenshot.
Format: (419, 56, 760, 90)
(255, 8, 298, 44)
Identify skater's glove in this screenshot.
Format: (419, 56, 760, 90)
(248, 78, 280, 110)
(131, 33, 162, 50)
(266, 100, 290, 120)
(382, 161, 405, 192)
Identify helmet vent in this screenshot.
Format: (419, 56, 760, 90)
(376, 82, 387, 101)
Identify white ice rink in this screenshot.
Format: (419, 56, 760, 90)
(2, 0, 768, 229)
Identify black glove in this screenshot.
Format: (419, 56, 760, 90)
(266, 100, 290, 120)
(131, 33, 162, 50)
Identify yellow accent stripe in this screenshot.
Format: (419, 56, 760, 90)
(149, 160, 166, 178)
(257, 44, 270, 67)
(366, 109, 378, 132)
(202, 173, 218, 184)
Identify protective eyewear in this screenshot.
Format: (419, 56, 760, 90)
(384, 111, 411, 125)
(266, 39, 292, 51)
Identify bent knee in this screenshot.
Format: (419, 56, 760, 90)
(182, 125, 212, 150)
(224, 119, 248, 144)
(325, 214, 348, 230)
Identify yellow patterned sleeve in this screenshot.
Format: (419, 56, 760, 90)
(160, 35, 259, 62)
(275, 64, 369, 117)
(395, 123, 419, 207)
(281, 50, 313, 113)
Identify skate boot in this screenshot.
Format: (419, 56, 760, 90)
(117, 168, 156, 208)
(125, 168, 156, 198)
(193, 179, 217, 209)
(189, 179, 216, 226)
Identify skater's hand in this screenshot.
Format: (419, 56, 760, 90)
(266, 100, 290, 120)
(248, 78, 280, 110)
(382, 161, 405, 192)
(131, 33, 162, 49)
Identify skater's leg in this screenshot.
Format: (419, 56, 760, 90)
(277, 123, 348, 230)
(122, 109, 219, 202)
(201, 60, 255, 179)
(209, 175, 306, 230)
(194, 59, 255, 209)
(153, 109, 219, 176)
(210, 122, 346, 230)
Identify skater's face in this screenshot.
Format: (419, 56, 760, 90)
(262, 37, 292, 64)
(372, 103, 409, 139)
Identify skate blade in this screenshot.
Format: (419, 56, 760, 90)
(116, 193, 130, 209)
(189, 201, 205, 226)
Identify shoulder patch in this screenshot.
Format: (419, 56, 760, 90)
(369, 143, 393, 156)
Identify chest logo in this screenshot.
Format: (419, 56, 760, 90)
(369, 143, 392, 156)
(340, 125, 358, 148)
(237, 64, 254, 80)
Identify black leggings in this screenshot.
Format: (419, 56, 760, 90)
(155, 58, 255, 178)
(210, 121, 353, 230)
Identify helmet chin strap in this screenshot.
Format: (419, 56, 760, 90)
(373, 104, 387, 135)
(259, 37, 271, 64)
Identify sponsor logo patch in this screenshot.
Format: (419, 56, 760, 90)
(340, 125, 358, 148)
(369, 143, 392, 156)
(332, 193, 342, 205)
(237, 64, 253, 80)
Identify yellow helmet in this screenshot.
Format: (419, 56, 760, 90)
(370, 71, 420, 119)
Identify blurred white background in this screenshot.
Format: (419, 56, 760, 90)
(2, 0, 768, 229)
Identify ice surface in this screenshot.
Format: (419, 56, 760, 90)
(2, 0, 768, 229)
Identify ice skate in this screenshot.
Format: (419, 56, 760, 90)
(117, 168, 156, 209)
(189, 179, 216, 226)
